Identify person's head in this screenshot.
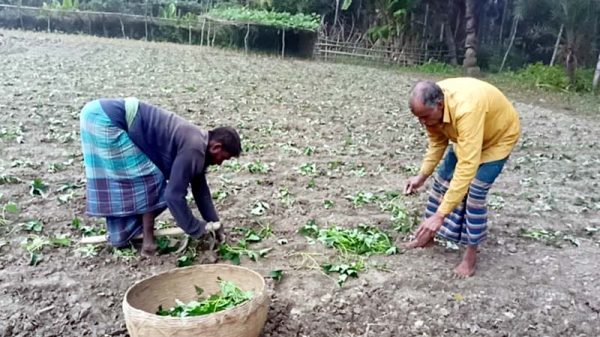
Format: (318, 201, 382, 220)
(207, 126, 241, 165)
(408, 80, 444, 127)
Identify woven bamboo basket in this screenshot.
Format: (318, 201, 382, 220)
(122, 264, 269, 337)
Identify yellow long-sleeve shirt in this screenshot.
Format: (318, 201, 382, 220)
(419, 78, 521, 215)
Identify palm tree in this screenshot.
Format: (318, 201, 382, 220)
(522, 0, 595, 83)
(554, 0, 594, 84)
(463, 0, 479, 75)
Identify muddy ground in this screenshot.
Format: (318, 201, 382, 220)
(0, 29, 599, 337)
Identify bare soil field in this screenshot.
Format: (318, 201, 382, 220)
(0, 29, 599, 337)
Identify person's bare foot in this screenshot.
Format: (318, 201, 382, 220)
(141, 212, 157, 257)
(454, 245, 477, 277)
(141, 240, 157, 257)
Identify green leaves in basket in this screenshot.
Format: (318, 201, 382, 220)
(156, 279, 253, 317)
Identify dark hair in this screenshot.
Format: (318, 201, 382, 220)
(410, 80, 444, 108)
(209, 126, 242, 157)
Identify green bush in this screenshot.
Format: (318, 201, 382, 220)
(515, 62, 593, 93)
(208, 6, 320, 31)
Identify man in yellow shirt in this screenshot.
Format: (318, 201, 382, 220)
(404, 77, 520, 277)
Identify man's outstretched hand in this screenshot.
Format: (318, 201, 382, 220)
(404, 173, 428, 195)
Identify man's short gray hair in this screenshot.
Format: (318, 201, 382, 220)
(410, 80, 444, 107)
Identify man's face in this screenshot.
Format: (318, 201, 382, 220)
(207, 141, 233, 166)
(410, 98, 444, 127)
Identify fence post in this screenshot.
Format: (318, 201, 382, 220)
(188, 22, 192, 44)
(86, 14, 93, 35)
(18, 0, 24, 29)
(281, 29, 285, 58)
(144, 0, 149, 41)
(244, 23, 249, 53)
(211, 25, 216, 46)
(207, 20, 211, 46)
(200, 18, 206, 46)
(120, 16, 126, 38)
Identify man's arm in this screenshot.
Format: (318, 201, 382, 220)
(437, 111, 485, 215)
(165, 153, 206, 238)
(191, 174, 219, 222)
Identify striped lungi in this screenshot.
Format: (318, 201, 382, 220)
(80, 99, 167, 247)
(427, 147, 508, 246)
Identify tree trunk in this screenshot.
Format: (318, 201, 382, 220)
(200, 18, 205, 46)
(439, 1, 458, 66)
(454, 9, 460, 39)
(550, 24, 564, 66)
(334, 0, 340, 29)
(421, 3, 429, 49)
(499, 16, 518, 72)
(207, 20, 211, 46)
(463, 0, 479, 75)
(498, 0, 508, 45)
(444, 20, 458, 65)
(593, 51, 600, 93)
(566, 45, 577, 85)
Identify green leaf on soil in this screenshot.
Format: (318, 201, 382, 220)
(0, 174, 21, 185)
(77, 244, 99, 257)
(23, 220, 44, 232)
(29, 252, 43, 266)
(21, 235, 51, 252)
(30, 178, 49, 197)
(177, 248, 197, 267)
(51, 234, 72, 247)
(113, 247, 137, 260)
(4, 202, 19, 214)
(300, 220, 396, 255)
(156, 237, 179, 255)
(71, 217, 82, 230)
(246, 160, 269, 174)
(322, 261, 364, 286)
(268, 269, 284, 282)
(298, 163, 317, 176)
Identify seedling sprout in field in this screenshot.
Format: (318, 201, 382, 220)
(246, 160, 269, 174)
(30, 178, 49, 198)
(0, 201, 19, 226)
(298, 163, 317, 176)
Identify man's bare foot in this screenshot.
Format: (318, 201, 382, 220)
(402, 237, 435, 249)
(141, 212, 157, 257)
(454, 245, 477, 277)
(141, 241, 157, 257)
